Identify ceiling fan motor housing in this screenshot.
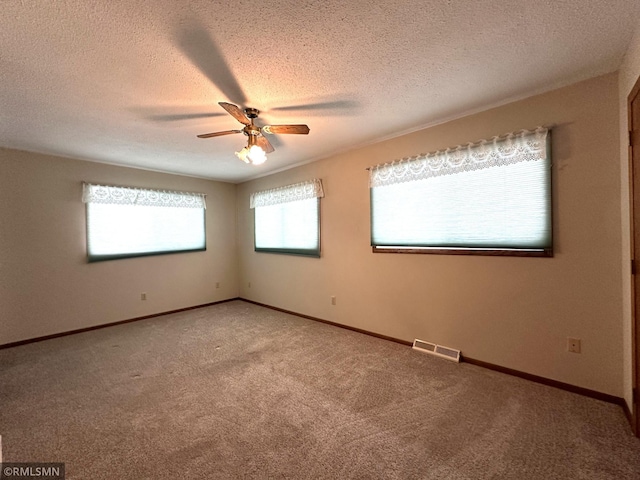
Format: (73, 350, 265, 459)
(244, 125, 261, 137)
(244, 108, 259, 119)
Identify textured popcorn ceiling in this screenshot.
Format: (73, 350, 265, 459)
(1, 1, 639, 182)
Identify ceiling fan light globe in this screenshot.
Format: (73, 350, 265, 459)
(247, 145, 267, 165)
(235, 147, 251, 164)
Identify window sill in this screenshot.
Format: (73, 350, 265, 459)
(254, 248, 320, 258)
(88, 247, 206, 262)
(372, 247, 553, 257)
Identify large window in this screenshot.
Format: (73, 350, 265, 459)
(83, 183, 206, 262)
(251, 179, 323, 257)
(369, 127, 552, 256)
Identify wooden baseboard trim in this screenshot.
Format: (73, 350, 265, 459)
(0, 297, 240, 350)
(4, 297, 628, 414)
(463, 356, 625, 407)
(240, 298, 413, 347)
(241, 298, 626, 409)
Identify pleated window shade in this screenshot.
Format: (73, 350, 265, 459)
(251, 179, 323, 257)
(369, 128, 552, 255)
(83, 183, 206, 262)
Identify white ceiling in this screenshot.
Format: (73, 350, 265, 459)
(1, 1, 639, 183)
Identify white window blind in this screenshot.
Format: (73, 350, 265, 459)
(251, 179, 323, 257)
(369, 127, 552, 254)
(83, 183, 206, 261)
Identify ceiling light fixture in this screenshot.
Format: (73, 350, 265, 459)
(235, 144, 266, 165)
(197, 102, 310, 166)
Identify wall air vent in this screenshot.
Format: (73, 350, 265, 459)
(412, 339, 460, 363)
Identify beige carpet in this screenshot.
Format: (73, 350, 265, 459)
(1, 300, 639, 479)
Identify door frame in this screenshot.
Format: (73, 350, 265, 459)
(628, 73, 640, 437)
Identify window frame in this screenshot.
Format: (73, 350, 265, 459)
(253, 197, 321, 258)
(249, 178, 324, 258)
(369, 129, 553, 257)
(83, 184, 207, 263)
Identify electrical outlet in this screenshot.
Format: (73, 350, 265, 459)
(215, 282, 220, 289)
(141, 292, 147, 301)
(331, 296, 336, 305)
(567, 337, 581, 353)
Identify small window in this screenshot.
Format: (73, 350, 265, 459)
(83, 183, 206, 262)
(369, 127, 552, 256)
(251, 179, 323, 257)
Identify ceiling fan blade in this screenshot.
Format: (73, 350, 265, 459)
(256, 135, 275, 153)
(271, 100, 359, 112)
(197, 129, 243, 139)
(219, 102, 250, 125)
(262, 124, 310, 135)
(149, 112, 225, 122)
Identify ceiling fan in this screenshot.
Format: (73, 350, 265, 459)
(197, 102, 310, 165)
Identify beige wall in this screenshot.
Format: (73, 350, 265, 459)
(0, 148, 239, 345)
(238, 73, 623, 396)
(619, 26, 640, 410)
(0, 72, 627, 398)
